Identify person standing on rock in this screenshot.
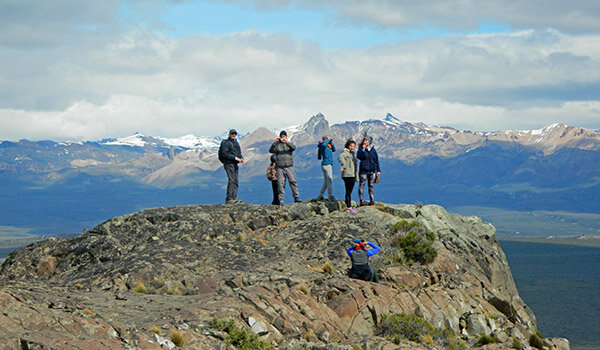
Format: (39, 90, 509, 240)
(338, 139, 359, 213)
(218, 129, 244, 204)
(357, 136, 380, 206)
(269, 130, 301, 204)
(317, 136, 336, 200)
(266, 154, 279, 205)
(347, 239, 380, 282)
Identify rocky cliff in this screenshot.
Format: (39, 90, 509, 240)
(0, 202, 569, 349)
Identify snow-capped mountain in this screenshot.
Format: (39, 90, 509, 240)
(2, 113, 599, 236)
(100, 132, 221, 150)
(1, 113, 598, 187)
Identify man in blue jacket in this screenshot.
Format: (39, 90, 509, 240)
(347, 238, 380, 282)
(317, 136, 336, 199)
(218, 129, 244, 203)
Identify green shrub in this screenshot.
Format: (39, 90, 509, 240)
(322, 261, 333, 274)
(209, 318, 269, 350)
(392, 227, 438, 265)
(134, 281, 148, 294)
(512, 337, 522, 350)
(529, 333, 544, 349)
(376, 313, 461, 348)
(149, 325, 161, 335)
(170, 330, 185, 347)
(475, 334, 499, 346)
(389, 220, 420, 233)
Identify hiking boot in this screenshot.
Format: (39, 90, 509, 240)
(316, 196, 324, 200)
(328, 196, 336, 200)
(359, 201, 368, 206)
(345, 208, 352, 213)
(350, 208, 358, 214)
(294, 199, 302, 203)
(368, 201, 375, 206)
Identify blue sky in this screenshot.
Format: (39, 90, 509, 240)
(153, 1, 474, 48)
(0, 0, 599, 140)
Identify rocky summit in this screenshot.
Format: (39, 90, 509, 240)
(0, 202, 569, 349)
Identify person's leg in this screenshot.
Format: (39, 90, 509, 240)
(286, 167, 300, 201)
(369, 266, 378, 282)
(324, 164, 334, 197)
(271, 180, 279, 205)
(358, 173, 367, 203)
(232, 164, 239, 200)
(367, 172, 375, 203)
(343, 177, 353, 207)
(224, 163, 236, 202)
(276, 167, 286, 204)
(318, 165, 327, 198)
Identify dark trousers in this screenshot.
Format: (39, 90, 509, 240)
(349, 264, 378, 282)
(343, 177, 356, 208)
(224, 163, 238, 201)
(271, 180, 280, 205)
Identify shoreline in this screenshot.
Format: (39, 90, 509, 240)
(499, 235, 600, 248)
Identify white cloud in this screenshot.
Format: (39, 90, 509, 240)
(225, 0, 600, 33)
(1, 1, 600, 140)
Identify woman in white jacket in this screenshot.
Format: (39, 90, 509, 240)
(338, 139, 359, 213)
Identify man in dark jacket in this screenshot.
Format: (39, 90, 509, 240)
(269, 130, 300, 204)
(218, 129, 244, 203)
(347, 239, 380, 282)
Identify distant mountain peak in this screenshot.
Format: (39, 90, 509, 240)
(102, 133, 147, 147)
(383, 113, 402, 125)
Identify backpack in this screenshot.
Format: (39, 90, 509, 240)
(266, 163, 277, 181)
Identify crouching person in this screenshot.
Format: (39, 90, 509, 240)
(347, 239, 380, 282)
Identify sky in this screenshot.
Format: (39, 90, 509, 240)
(1, 0, 600, 140)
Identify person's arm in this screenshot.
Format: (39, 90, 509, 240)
(317, 143, 323, 160)
(357, 149, 365, 160)
(269, 142, 277, 153)
(373, 148, 380, 173)
(346, 246, 355, 257)
(286, 141, 296, 151)
(330, 141, 336, 153)
(366, 242, 380, 257)
(338, 152, 346, 167)
(236, 142, 244, 161)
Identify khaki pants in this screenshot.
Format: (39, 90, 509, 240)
(276, 166, 300, 203)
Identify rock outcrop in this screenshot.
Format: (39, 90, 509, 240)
(0, 202, 569, 349)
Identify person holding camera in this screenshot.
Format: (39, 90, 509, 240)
(347, 238, 380, 282)
(269, 130, 300, 204)
(218, 129, 244, 203)
(317, 136, 336, 200)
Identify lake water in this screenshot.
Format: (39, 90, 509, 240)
(500, 241, 600, 350)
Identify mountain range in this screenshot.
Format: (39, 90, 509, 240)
(1, 113, 599, 235)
